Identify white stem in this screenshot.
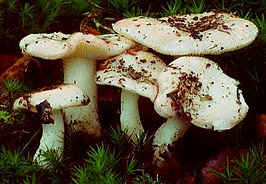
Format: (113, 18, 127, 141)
(63, 58, 101, 137)
(120, 90, 145, 140)
(152, 118, 191, 168)
(33, 109, 64, 168)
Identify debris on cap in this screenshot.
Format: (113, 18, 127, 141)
(96, 50, 166, 101)
(96, 51, 166, 139)
(13, 84, 90, 112)
(20, 32, 137, 60)
(113, 12, 258, 55)
(154, 56, 248, 131)
(20, 32, 71, 59)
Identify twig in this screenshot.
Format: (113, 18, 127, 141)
(21, 128, 41, 154)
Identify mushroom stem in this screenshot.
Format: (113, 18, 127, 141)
(152, 118, 191, 168)
(120, 90, 144, 140)
(63, 58, 101, 137)
(34, 109, 64, 168)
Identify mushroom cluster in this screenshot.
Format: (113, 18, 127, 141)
(19, 32, 137, 137)
(15, 32, 138, 167)
(13, 11, 258, 168)
(112, 11, 258, 166)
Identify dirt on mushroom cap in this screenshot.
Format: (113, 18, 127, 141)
(154, 56, 248, 131)
(95, 51, 166, 100)
(113, 12, 258, 56)
(19, 32, 137, 60)
(20, 32, 71, 60)
(13, 84, 90, 113)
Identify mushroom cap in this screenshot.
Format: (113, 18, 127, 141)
(95, 51, 166, 101)
(154, 56, 248, 131)
(113, 12, 258, 55)
(13, 84, 90, 112)
(20, 32, 137, 60)
(20, 32, 71, 60)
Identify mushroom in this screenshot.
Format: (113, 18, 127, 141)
(13, 84, 90, 167)
(152, 117, 190, 167)
(154, 56, 248, 129)
(19, 32, 137, 137)
(113, 11, 257, 167)
(113, 11, 258, 56)
(95, 50, 166, 140)
(152, 56, 248, 166)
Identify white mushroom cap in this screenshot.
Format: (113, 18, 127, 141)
(96, 51, 166, 140)
(19, 32, 137, 60)
(66, 33, 138, 59)
(13, 84, 90, 112)
(154, 56, 248, 131)
(95, 51, 166, 101)
(113, 12, 258, 55)
(20, 32, 71, 59)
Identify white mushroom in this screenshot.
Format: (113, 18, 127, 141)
(154, 56, 248, 130)
(13, 84, 90, 168)
(19, 32, 137, 137)
(152, 118, 190, 168)
(95, 51, 166, 140)
(113, 11, 258, 55)
(152, 56, 248, 166)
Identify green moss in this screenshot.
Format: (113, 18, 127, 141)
(213, 144, 266, 183)
(0, 147, 38, 184)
